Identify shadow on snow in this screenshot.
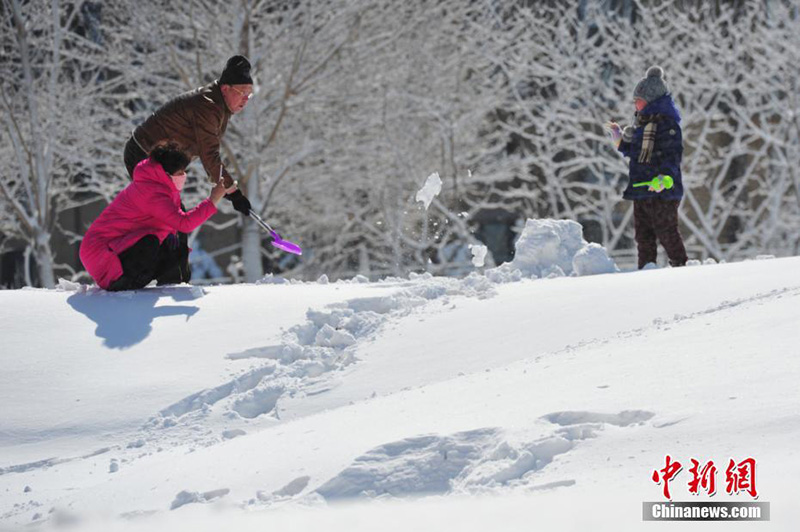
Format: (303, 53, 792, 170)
(67, 286, 201, 349)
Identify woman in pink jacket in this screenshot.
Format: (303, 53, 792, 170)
(80, 145, 235, 291)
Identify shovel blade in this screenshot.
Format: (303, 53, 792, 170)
(270, 230, 302, 255)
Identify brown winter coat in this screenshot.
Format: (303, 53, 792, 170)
(132, 81, 234, 187)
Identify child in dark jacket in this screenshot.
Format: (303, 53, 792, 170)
(606, 66, 688, 269)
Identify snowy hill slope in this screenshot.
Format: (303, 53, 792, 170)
(1, 256, 799, 530)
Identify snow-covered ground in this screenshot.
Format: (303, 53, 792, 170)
(2, 224, 799, 531)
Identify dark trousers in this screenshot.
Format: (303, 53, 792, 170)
(107, 235, 190, 291)
(633, 198, 688, 269)
(122, 136, 192, 282)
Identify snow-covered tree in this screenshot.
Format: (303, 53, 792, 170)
(0, 0, 135, 286)
(467, 0, 800, 265)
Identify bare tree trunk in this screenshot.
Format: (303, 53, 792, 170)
(241, 219, 263, 282)
(23, 246, 33, 288)
(242, 177, 264, 282)
(35, 235, 56, 288)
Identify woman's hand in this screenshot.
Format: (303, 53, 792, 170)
(210, 177, 238, 205)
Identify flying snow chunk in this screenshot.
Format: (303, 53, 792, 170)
(469, 244, 488, 267)
(415, 172, 442, 210)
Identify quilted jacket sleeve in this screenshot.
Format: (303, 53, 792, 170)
(146, 188, 218, 233)
(193, 100, 235, 187)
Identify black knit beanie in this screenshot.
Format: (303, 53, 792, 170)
(219, 55, 253, 85)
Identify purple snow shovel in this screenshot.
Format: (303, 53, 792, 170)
(249, 210, 303, 256)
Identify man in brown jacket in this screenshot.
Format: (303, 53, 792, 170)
(121, 55, 255, 283)
(123, 55, 254, 216)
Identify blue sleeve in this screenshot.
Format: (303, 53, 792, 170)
(618, 140, 632, 158)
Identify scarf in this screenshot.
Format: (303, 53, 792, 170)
(635, 113, 663, 164)
(171, 172, 187, 191)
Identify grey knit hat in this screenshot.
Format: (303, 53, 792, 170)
(633, 66, 669, 103)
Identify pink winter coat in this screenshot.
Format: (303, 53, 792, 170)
(80, 158, 217, 289)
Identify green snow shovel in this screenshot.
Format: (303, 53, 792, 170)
(633, 174, 674, 192)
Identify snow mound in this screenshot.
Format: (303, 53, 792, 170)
(415, 172, 442, 210)
(688, 258, 720, 267)
(256, 274, 302, 285)
(56, 278, 87, 292)
(572, 243, 618, 276)
(170, 488, 229, 510)
(317, 409, 653, 500)
(256, 476, 312, 503)
(486, 219, 617, 281)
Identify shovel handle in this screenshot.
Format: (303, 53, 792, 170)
(249, 210, 274, 233)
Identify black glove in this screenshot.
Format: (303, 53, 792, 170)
(225, 189, 252, 215)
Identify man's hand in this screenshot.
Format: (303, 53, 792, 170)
(210, 177, 237, 205)
(225, 189, 252, 215)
